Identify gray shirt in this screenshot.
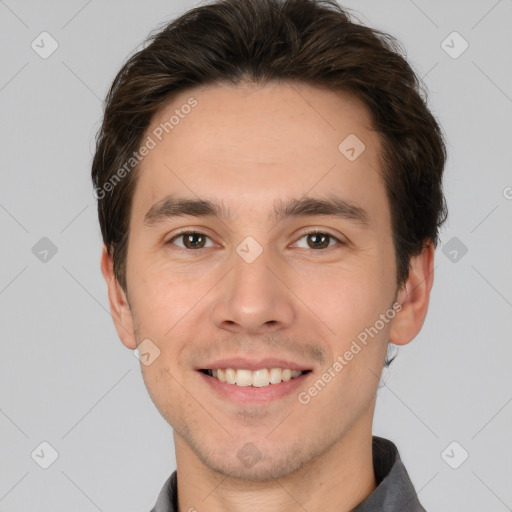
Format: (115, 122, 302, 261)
(151, 436, 426, 511)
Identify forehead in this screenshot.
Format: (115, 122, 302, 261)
(131, 80, 388, 230)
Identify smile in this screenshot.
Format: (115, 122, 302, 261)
(200, 368, 311, 387)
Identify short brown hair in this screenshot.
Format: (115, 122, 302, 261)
(92, 0, 447, 301)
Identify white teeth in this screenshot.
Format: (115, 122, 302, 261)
(282, 369, 292, 381)
(235, 369, 253, 387)
(225, 368, 236, 384)
(252, 369, 270, 387)
(207, 368, 305, 387)
(269, 368, 282, 384)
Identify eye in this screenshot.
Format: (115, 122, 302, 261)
(167, 231, 216, 250)
(166, 229, 344, 251)
(292, 230, 344, 250)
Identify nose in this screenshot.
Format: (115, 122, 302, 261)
(210, 246, 295, 335)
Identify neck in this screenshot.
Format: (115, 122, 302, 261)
(174, 416, 377, 512)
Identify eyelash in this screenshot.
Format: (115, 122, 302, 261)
(166, 229, 345, 252)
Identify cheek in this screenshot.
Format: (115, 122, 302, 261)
(140, 363, 185, 425)
(129, 261, 201, 336)
(296, 263, 392, 400)
(298, 265, 388, 339)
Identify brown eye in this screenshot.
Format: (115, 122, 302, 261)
(168, 232, 213, 250)
(306, 232, 330, 249)
(293, 231, 342, 250)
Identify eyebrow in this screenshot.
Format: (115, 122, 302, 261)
(143, 194, 370, 228)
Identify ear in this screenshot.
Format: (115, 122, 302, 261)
(100, 244, 138, 350)
(389, 241, 435, 346)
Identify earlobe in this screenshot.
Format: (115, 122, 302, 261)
(100, 245, 138, 350)
(389, 241, 435, 346)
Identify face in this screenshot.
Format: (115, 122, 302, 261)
(102, 80, 432, 481)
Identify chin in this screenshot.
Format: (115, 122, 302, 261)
(197, 441, 314, 482)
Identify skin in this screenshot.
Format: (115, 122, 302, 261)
(101, 80, 434, 512)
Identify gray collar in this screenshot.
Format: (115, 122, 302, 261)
(151, 436, 426, 512)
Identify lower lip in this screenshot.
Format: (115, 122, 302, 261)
(197, 371, 312, 405)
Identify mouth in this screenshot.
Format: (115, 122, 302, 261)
(198, 368, 313, 387)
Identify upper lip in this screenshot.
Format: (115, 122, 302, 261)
(197, 357, 312, 372)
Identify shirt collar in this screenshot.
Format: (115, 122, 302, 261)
(151, 436, 426, 512)
(351, 436, 426, 511)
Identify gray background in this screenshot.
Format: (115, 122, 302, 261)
(1, 0, 511, 510)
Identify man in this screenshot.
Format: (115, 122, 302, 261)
(91, 0, 447, 510)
